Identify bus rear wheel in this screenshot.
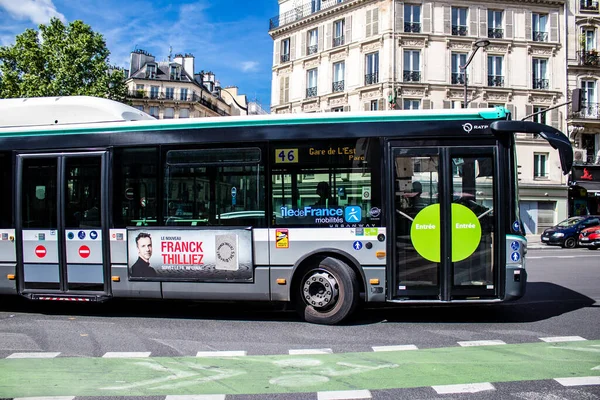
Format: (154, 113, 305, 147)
(295, 257, 359, 325)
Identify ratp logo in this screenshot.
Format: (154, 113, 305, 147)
(462, 123, 473, 133)
(344, 206, 362, 223)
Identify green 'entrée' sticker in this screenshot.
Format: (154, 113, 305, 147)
(410, 203, 482, 263)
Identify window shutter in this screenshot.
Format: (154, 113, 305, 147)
(285, 76, 290, 103)
(551, 109, 559, 129)
(479, 102, 488, 108)
(274, 40, 280, 65)
(398, 97, 403, 109)
(395, 1, 404, 31)
(470, 7, 477, 36)
(301, 32, 306, 57)
(422, 99, 431, 109)
(364, 102, 370, 111)
(290, 35, 296, 60)
(378, 98, 385, 110)
(318, 26, 324, 51)
(373, 8, 379, 35)
(343, 105, 350, 112)
(550, 12, 558, 42)
(526, 105, 533, 120)
(469, 102, 477, 108)
(326, 23, 332, 49)
(443, 6, 451, 35)
(505, 10, 513, 39)
(525, 11, 532, 41)
(443, 100, 451, 109)
(423, 4, 432, 33)
(279, 76, 285, 104)
(346, 16, 352, 43)
(506, 104, 515, 117)
(480, 8, 487, 37)
(366, 10, 372, 37)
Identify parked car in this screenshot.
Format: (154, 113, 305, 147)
(540, 215, 600, 248)
(579, 225, 600, 250)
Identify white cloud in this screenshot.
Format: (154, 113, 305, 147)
(0, 0, 66, 25)
(241, 61, 259, 72)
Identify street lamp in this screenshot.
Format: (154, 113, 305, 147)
(460, 38, 490, 108)
(219, 87, 249, 115)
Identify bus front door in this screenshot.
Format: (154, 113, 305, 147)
(390, 146, 499, 301)
(16, 152, 109, 298)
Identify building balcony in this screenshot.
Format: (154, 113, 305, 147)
(533, 31, 548, 42)
(280, 53, 290, 63)
(307, 45, 318, 55)
(452, 25, 468, 36)
(578, 50, 600, 66)
(332, 80, 344, 93)
(572, 102, 600, 119)
(269, 0, 348, 30)
(404, 22, 421, 33)
(333, 35, 345, 47)
(488, 28, 503, 39)
(306, 86, 318, 98)
(451, 72, 467, 85)
(533, 78, 549, 90)
(365, 72, 379, 85)
(581, 0, 599, 11)
(488, 75, 504, 87)
(403, 70, 421, 82)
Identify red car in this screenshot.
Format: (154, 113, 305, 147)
(578, 225, 600, 250)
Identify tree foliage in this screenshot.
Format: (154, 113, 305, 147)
(0, 18, 127, 102)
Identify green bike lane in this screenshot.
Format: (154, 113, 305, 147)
(0, 340, 599, 397)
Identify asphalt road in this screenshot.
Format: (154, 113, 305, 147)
(0, 248, 598, 399)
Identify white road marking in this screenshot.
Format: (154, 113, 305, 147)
(317, 390, 372, 399)
(457, 340, 506, 347)
(289, 348, 333, 355)
(555, 376, 600, 386)
(540, 336, 587, 343)
(165, 396, 226, 400)
(15, 397, 75, 400)
(102, 352, 151, 358)
(7, 352, 60, 358)
(527, 255, 598, 259)
(195, 350, 247, 357)
(372, 345, 418, 352)
(432, 382, 496, 394)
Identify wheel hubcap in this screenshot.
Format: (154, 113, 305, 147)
(302, 271, 339, 309)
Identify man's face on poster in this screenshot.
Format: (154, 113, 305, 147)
(137, 237, 152, 262)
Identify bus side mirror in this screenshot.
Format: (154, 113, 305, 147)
(572, 89, 584, 113)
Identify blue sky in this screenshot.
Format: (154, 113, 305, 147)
(0, 0, 278, 108)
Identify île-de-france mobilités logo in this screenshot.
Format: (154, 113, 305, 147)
(344, 206, 362, 223)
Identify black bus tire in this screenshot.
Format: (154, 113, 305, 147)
(295, 257, 359, 325)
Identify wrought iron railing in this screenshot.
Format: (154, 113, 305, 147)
(581, 0, 599, 10)
(269, 0, 348, 30)
(332, 80, 344, 92)
(533, 78, 549, 90)
(404, 22, 421, 33)
(488, 75, 504, 87)
(127, 91, 228, 116)
(364, 73, 379, 85)
(578, 50, 600, 66)
(403, 70, 421, 82)
(306, 86, 318, 98)
(451, 72, 467, 85)
(452, 25, 468, 36)
(307, 45, 318, 55)
(488, 28, 503, 39)
(280, 53, 290, 63)
(333, 35, 345, 47)
(572, 102, 600, 119)
(533, 31, 548, 42)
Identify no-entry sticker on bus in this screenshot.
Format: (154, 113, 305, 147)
(35, 245, 46, 258)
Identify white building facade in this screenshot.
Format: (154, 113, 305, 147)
(269, 0, 569, 233)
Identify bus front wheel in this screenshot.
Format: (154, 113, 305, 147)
(295, 257, 359, 325)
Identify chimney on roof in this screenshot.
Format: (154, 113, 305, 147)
(129, 49, 155, 77)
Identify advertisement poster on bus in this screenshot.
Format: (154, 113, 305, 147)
(128, 228, 253, 282)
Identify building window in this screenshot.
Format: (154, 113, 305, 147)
(146, 64, 156, 79)
(307, 28, 318, 55)
(135, 84, 145, 98)
(164, 107, 174, 119)
(581, 0, 599, 11)
(332, 62, 345, 92)
(532, 13, 548, 42)
(452, 7, 468, 36)
(331, 106, 344, 112)
(370, 100, 379, 110)
(488, 10, 503, 38)
(532, 58, 549, 90)
(404, 4, 421, 33)
(533, 106, 547, 124)
(281, 38, 290, 63)
(165, 87, 175, 99)
(403, 99, 420, 110)
(149, 106, 159, 117)
(333, 19, 345, 47)
(311, 0, 321, 13)
(581, 80, 597, 118)
(534, 153, 548, 179)
(451, 53, 467, 84)
(451, 100, 464, 109)
(170, 66, 180, 80)
(180, 88, 188, 101)
(403, 50, 421, 82)
(150, 86, 159, 99)
(179, 108, 190, 118)
(134, 105, 144, 111)
(579, 29, 599, 66)
(306, 68, 318, 98)
(365, 52, 379, 85)
(488, 56, 504, 87)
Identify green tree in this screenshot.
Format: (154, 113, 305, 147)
(0, 18, 127, 102)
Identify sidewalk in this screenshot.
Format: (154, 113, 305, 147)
(526, 234, 561, 250)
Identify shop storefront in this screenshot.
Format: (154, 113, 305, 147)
(570, 166, 600, 216)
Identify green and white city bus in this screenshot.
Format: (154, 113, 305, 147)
(0, 96, 572, 324)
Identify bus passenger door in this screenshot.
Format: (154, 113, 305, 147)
(17, 153, 109, 298)
(390, 146, 498, 301)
